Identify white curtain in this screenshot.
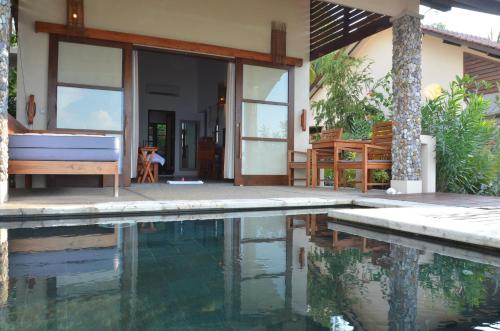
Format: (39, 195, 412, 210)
(224, 62, 236, 179)
(131, 50, 140, 178)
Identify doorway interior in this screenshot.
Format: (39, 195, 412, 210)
(137, 49, 230, 181)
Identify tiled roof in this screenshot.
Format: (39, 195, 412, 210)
(422, 25, 500, 56)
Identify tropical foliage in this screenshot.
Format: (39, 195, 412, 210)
(311, 50, 392, 140)
(421, 76, 500, 195)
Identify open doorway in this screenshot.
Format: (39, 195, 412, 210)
(147, 110, 175, 175)
(136, 50, 230, 182)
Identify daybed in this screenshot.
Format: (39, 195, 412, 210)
(7, 115, 120, 197)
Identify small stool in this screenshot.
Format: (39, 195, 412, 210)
(138, 147, 158, 183)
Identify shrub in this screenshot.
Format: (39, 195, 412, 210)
(421, 76, 500, 195)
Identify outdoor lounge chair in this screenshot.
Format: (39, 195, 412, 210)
(7, 115, 120, 197)
(334, 121, 392, 192)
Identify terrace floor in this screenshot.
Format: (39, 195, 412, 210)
(1, 183, 499, 248)
(4, 182, 500, 207)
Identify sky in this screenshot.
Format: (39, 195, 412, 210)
(420, 5, 500, 40)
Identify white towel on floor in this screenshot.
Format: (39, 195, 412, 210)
(167, 180, 204, 185)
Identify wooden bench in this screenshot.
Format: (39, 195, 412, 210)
(8, 115, 120, 197)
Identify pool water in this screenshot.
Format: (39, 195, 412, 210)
(0, 213, 499, 330)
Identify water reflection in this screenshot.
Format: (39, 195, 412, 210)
(0, 214, 498, 330)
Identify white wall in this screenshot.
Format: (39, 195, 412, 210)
(350, 28, 466, 91)
(17, 0, 311, 182)
(138, 51, 226, 176)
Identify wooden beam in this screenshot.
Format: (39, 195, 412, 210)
(35, 21, 303, 67)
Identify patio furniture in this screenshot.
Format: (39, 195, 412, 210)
(334, 121, 393, 192)
(287, 150, 311, 186)
(310, 128, 343, 187)
(7, 115, 120, 197)
(137, 146, 158, 183)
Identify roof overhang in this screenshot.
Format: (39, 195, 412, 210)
(310, 0, 392, 60)
(310, 0, 499, 60)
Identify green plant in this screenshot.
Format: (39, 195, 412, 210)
(8, 67, 16, 117)
(422, 76, 500, 195)
(373, 170, 390, 184)
(311, 50, 390, 140)
(418, 254, 494, 311)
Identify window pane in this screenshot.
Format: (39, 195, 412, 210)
(243, 65, 288, 103)
(58, 42, 123, 88)
(241, 140, 287, 175)
(242, 103, 287, 139)
(57, 86, 123, 131)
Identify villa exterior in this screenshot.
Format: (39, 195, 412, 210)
(0, 0, 497, 202)
(311, 25, 500, 120)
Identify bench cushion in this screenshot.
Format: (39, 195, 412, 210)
(9, 133, 120, 162)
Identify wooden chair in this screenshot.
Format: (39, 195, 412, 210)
(334, 121, 392, 192)
(287, 150, 311, 186)
(311, 128, 343, 187)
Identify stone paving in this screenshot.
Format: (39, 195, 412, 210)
(1, 183, 499, 248)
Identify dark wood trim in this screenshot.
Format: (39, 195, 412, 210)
(234, 59, 294, 186)
(36, 21, 303, 67)
(122, 44, 133, 187)
(288, 66, 295, 154)
(57, 82, 124, 92)
(242, 99, 289, 107)
(241, 137, 287, 143)
(134, 45, 236, 63)
(47, 34, 58, 130)
(235, 175, 289, 186)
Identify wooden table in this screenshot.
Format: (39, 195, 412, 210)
(138, 146, 158, 183)
(310, 139, 370, 188)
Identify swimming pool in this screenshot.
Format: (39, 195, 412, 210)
(0, 212, 499, 330)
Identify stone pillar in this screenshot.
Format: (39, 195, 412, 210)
(391, 13, 423, 194)
(0, 0, 10, 203)
(0, 229, 8, 307)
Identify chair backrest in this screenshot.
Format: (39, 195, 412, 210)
(319, 128, 343, 142)
(371, 121, 393, 146)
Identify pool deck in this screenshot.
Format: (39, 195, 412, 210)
(1, 183, 499, 248)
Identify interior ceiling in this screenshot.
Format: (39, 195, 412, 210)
(310, 0, 499, 60)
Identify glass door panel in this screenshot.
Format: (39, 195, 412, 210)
(235, 62, 292, 185)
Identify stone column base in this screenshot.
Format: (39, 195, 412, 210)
(390, 180, 422, 194)
(0, 180, 8, 203)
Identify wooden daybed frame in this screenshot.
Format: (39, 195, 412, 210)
(8, 115, 119, 197)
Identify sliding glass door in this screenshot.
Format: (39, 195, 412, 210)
(235, 60, 293, 186)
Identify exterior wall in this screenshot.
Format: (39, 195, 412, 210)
(16, 0, 310, 182)
(312, 27, 500, 118)
(351, 28, 464, 92)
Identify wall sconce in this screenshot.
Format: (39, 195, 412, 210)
(301, 109, 307, 132)
(218, 83, 226, 106)
(67, 0, 84, 29)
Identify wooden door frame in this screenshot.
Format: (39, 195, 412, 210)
(47, 34, 133, 187)
(234, 58, 295, 186)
